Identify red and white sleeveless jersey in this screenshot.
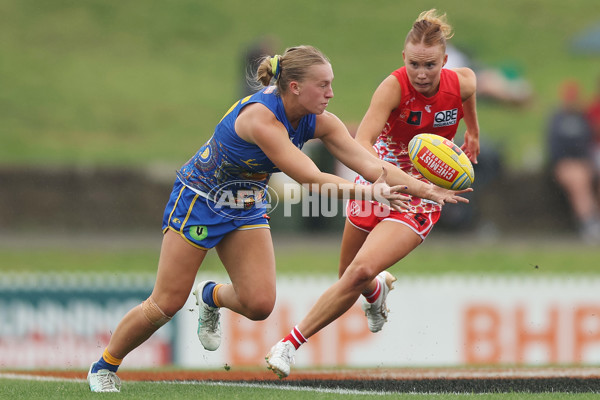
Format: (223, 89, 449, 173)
(360, 67, 464, 214)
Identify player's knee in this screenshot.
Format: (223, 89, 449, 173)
(344, 261, 377, 288)
(243, 296, 275, 321)
(141, 296, 173, 327)
(245, 306, 272, 321)
(159, 296, 188, 316)
(338, 260, 352, 279)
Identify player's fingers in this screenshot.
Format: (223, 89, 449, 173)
(389, 199, 411, 211)
(389, 184, 409, 193)
(387, 193, 411, 202)
(469, 153, 478, 164)
(452, 195, 470, 203)
(455, 187, 474, 194)
(461, 143, 478, 165)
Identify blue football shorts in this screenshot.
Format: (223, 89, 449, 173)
(162, 180, 270, 250)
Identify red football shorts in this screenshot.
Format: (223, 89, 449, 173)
(346, 200, 441, 240)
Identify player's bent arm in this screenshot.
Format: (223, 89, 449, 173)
(354, 75, 402, 155)
(315, 111, 389, 184)
(454, 67, 481, 163)
(461, 94, 481, 163)
(236, 103, 391, 201)
(454, 67, 477, 100)
(316, 111, 472, 205)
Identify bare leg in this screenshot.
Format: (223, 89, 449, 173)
(338, 219, 371, 289)
(554, 160, 598, 222)
(106, 230, 207, 359)
(298, 221, 422, 338)
(215, 228, 276, 321)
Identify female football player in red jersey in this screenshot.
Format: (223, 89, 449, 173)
(267, 9, 480, 378)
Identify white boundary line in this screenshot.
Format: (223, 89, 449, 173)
(181, 381, 395, 396)
(3, 370, 598, 396)
(0, 373, 85, 383)
(0, 373, 394, 396)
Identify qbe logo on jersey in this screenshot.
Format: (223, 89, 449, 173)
(433, 108, 458, 128)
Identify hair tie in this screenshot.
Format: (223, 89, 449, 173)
(270, 55, 281, 80)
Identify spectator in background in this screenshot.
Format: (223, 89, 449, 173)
(586, 75, 600, 171)
(445, 43, 532, 106)
(547, 80, 600, 243)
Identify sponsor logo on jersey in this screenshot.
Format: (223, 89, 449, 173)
(433, 108, 458, 127)
(407, 111, 422, 126)
(189, 225, 208, 241)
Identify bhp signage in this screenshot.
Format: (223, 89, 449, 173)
(463, 303, 600, 364)
(177, 275, 600, 368)
(2, 274, 600, 368)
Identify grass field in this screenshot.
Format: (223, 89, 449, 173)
(2, 0, 600, 169)
(2, 233, 599, 399)
(2, 234, 599, 398)
(2, 2, 600, 397)
(2, 374, 600, 399)
(1, 232, 598, 275)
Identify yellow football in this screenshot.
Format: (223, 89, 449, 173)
(408, 133, 474, 190)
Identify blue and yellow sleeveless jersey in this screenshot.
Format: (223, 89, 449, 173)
(176, 86, 316, 200)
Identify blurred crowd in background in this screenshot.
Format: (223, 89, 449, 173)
(547, 78, 600, 243)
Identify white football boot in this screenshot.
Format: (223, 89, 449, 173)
(266, 340, 296, 378)
(87, 362, 121, 393)
(361, 271, 397, 333)
(193, 280, 222, 351)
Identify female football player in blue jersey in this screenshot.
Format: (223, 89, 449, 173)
(87, 45, 471, 392)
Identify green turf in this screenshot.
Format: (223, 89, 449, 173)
(2, 0, 599, 169)
(2, 378, 600, 399)
(1, 236, 598, 275)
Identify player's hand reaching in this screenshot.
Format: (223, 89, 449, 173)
(370, 167, 411, 212)
(422, 184, 472, 206)
(461, 130, 480, 164)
